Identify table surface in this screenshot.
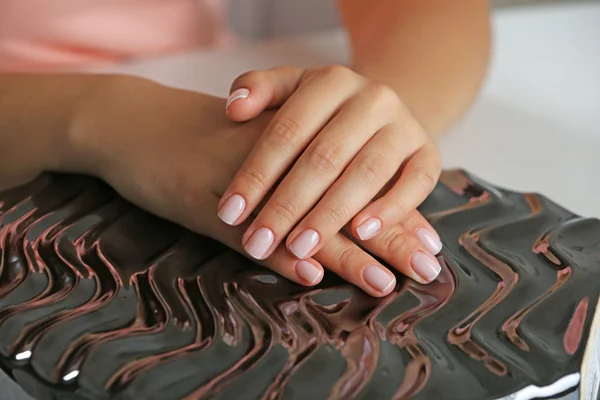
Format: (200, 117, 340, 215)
(103, 2, 600, 220)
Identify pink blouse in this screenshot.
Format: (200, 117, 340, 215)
(0, 0, 228, 72)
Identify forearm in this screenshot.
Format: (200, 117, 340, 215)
(338, 0, 491, 138)
(0, 73, 135, 188)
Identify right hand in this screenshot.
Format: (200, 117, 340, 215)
(222, 67, 443, 286)
(65, 75, 441, 297)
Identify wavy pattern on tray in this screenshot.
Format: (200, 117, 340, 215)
(0, 170, 599, 400)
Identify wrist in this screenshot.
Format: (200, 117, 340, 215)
(0, 73, 121, 189)
(64, 74, 160, 179)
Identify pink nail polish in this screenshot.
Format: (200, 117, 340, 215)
(225, 88, 250, 110)
(416, 227, 443, 254)
(356, 217, 382, 240)
(289, 229, 319, 259)
(218, 194, 246, 225)
(295, 260, 323, 284)
(245, 227, 274, 260)
(411, 251, 441, 283)
(363, 265, 395, 292)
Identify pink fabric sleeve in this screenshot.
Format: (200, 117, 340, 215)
(0, 0, 229, 72)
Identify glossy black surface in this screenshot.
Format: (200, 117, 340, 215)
(0, 171, 598, 399)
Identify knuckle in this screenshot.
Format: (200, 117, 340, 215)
(412, 166, 439, 193)
(305, 143, 343, 176)
(323, 204, 348, 226)
(367, 82, 401, 109)
(378, 227, 409, 255)
(268, 197, 300, 224)
(301, 69, 320, 84)
(390, 200, 409, 222)
(337, 246, 363, 276)
(239, 166, 270, 192)
(269, 117, 301, 148)
(321, 64, 353, 80)
(357, 154, 388, 185)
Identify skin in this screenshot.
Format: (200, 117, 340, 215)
(1, 75, 438, 297)
(222, 67, 444, 289)
(222, 1, 491, 287)
(0, 1, 491, 296)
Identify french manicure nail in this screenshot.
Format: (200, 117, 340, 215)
(411, 251, 441, 283)
(416, 227, 443, 254)
(225, 88, 250, 110)
(363, 264, 395, 293)
(217, 194, 246, 225)
(356, 217, 382, 240)
(295, 260, 323, 284)
(245, 227, 274, 259)
(289, 229, 320, 259)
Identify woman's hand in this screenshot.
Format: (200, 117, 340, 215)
(222, 66, 443, 285)
(63, 75, 442, 296)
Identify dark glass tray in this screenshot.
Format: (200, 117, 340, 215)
(0, 170, 598, 400)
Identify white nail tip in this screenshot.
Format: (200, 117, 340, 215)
(226, 88, 250, 110)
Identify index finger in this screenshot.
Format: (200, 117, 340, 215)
(217, 66, 362, 228)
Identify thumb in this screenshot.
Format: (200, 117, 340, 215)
(225, 66, 306, 122)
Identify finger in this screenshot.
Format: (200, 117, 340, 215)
(358, 220, 442, 284)
(401, 209, 443, 255)
(217, 66, 363, 230)
(212, 191, 396, 296)
(241, 83, 395, 260)
(284, 122, 411, 260)
(342, 207, 440, 256)
(205, 196, 324, 286)
(225, 67, 305, 121)
(313, 231, 397, 297)
(351, 143, 442, 242)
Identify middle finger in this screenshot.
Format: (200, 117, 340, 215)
(242, 86, 396, 260)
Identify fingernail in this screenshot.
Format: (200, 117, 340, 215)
(226, 88, 250, 110)
(411, 251, 441, 283)
(416, 227, 443, 254)
(356, 217, 382, 240)
(289, 229, 320, 259)
(218, 194, 246, 225)
(295, 260, 323, 284)
(245, 227, 274, 259)
(363, 265, 395, 293)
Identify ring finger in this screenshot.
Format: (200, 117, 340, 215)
(241, 89, 395, 260)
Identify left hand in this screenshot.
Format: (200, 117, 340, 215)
(219, 65, 443, 285)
